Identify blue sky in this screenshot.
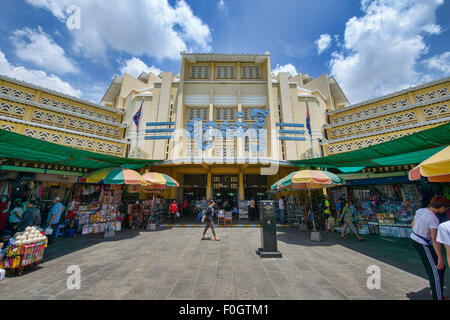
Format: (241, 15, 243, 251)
(0, 0, 449, 104)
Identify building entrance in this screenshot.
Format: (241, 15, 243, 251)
(212, 175, 238, 209)
(182, 174, 207, 201)
(244, 175, 269, 201)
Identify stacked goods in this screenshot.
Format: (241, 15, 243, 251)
(13, 226, 47, 245)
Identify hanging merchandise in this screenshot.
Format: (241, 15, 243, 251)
(72, 184, 123, 235)
(125, 198, 165, 230)
(334, 182, 423, 238)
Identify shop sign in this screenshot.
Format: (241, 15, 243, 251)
(362, 164, 416, 173)
(186, 108, 269, 152)
(0, 157, 89, 173)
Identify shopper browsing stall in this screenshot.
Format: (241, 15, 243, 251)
(340, 201, 364, 241)
(410, 196, 449, 300)
(46, 197, 64, 245)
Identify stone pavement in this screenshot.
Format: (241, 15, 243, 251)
(0, 226, 448, 300)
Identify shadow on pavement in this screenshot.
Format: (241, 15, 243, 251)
(276, 226, 449, 292)
(41, 228, 171, 264)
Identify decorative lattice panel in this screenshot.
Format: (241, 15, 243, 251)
(0, 103, 12, 114)
(190, 64, 210, 79)
(1, 124, 14, 131)
(51, 134, 62, 143)
(241, 65, 261, 79)
(24, 128, 37, 137)
(216, 65, 236, 79)
(438, 87, 448, 97)
(187, 106, 209, 121)
(215, 107, 236, 121)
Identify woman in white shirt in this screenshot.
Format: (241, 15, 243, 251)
(437, 220, 450, 269)
(410, 196, 449, 300)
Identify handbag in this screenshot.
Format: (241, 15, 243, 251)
(44, 226, 53, 235)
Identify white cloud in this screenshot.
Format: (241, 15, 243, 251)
(25, 0, 212, 61)
(330, 0, 445, 104)
(0, 50, 81, 97)
(120, 57, 162, 78)
(11, 26, 78, 74)
(315, 34, 332, 55)
(272, 64, 298, 76)
(424, 51, 450, 75)
(217, 0, 225, 10)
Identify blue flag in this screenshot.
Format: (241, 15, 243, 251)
(306, 98, 312, 136)
(133, 99, 144, 132)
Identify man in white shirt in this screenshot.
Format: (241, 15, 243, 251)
(410, 196, 449, 300)
(437, 220, 450, 268)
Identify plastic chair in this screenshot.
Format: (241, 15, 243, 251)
(55, 224, 65, 238)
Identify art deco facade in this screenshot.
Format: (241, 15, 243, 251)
(101, 52, 348, 201)
(0, 75, 128, 157)
(324, 77, 450, 156)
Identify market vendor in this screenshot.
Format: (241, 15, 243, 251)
(46, 197, 65, 245)
(64, 213, 78, 237)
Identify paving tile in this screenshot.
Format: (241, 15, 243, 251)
(2, 228, 448, 300)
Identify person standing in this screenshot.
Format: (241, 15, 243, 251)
(181, 199, 189, 218)
(0, 196, 10, 235)
(410, 196, 449, 300)
(278, 196, 286, 224)
(340, 201, 364, 241)
(323, 195, 332, 232)
(47, 197, 64, 245)
(249, 199, 256, 221)
(201, 200, 220, 241)
(20, 200, 40, 231)
(169, 200, 179, 223)
(437, 220, 450, 269)
(8, 199, 23, 233)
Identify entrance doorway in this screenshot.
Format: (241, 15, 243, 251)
(182, 174, 207, 201)
(212, 175, 238, 209)
(244, 175, 269, 201)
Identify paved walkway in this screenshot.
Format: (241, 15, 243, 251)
(0, 226, 448, 300)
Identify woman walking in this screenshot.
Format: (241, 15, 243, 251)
(340, 201, 363, 241)
(201, 200, 220, 241)
(410, 196, 449, 300)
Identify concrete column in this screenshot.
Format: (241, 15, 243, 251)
(239, 171, 244, 201)
(206, 171, 212, 199)
(173, 58, 186, 159)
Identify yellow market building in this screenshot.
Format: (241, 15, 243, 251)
(324, 77, 450, 156)
(101, 52, 349, 202)
(0, 74, 128, 157)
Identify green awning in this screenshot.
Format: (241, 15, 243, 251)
(291, 122, 450, 169)
(0, 129, 161, 170)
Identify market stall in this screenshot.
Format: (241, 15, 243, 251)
(329, 182, 422, 238)
(0, 226, 48, 276)
(271, 169, 345, 241)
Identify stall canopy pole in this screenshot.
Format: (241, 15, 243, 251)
(308, 188, 316, 232)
